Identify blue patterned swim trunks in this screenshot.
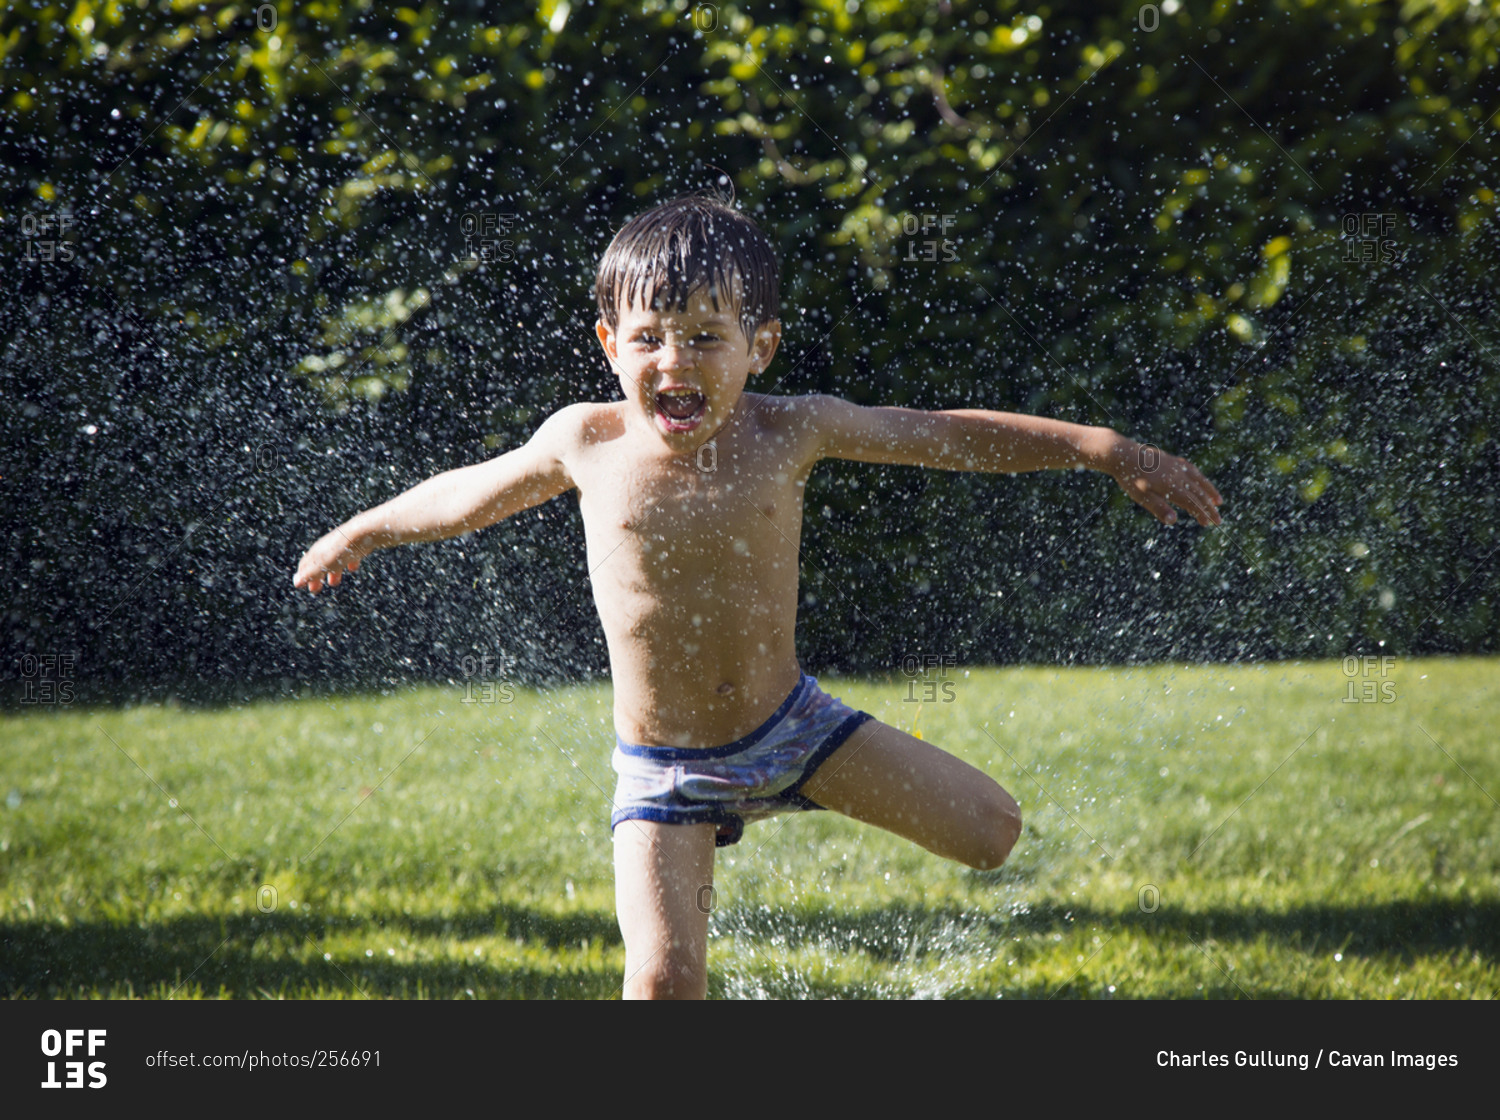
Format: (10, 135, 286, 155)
(610, 673, 873, 847)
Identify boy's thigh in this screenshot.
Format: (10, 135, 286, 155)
(612, 820, 719, 996)
(798, 718, 1019, 868)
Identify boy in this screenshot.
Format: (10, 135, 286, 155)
(294, 194, 1222, 999)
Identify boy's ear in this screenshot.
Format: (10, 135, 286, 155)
(595, 318, 617, 363)
(750, 320, 781, 373)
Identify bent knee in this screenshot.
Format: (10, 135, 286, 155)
(966, 790, 1021, 871)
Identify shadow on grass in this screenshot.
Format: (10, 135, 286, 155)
(6, 897, 1495, 999)
(715, 897, 1500, 963)
(705, 974, 1279, 1000)
(1, 904, 624, 1000)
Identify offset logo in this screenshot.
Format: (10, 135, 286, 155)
(41, 1029, 107, 1088)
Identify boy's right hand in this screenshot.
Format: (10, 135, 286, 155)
(293, 527, 371, 594)
(1106, 438, 1223, 527)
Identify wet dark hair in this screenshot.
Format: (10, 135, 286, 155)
(595, 192, 780, 347)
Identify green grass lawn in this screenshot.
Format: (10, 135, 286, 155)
(2, 658, 1496, 999)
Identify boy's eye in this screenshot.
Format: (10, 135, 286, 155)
(631, 332, 717, 347)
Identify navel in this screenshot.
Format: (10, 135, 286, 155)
(716, 681, 735, 696)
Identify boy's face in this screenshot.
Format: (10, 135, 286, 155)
(596, 286, 780, 450)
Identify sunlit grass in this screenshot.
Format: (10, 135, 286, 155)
(2, 658, 1495, 998)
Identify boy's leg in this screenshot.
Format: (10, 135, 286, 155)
(612, 819, 719, 1000)
(799, 719, 1022, 870)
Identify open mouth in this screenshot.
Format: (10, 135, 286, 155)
(655, 387, 707, 432)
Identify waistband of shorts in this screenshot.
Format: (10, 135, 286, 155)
(614, 673, 814, 760)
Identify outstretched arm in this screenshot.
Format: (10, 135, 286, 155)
(808, 396, 1222, 527)
(293, 406, 580, 593)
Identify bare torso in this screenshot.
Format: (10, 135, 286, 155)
(564, 393, 815, 748)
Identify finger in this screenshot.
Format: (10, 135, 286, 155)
(1187, 466, 1223, 506)
(1180, 491, 1219, 527)
(1193, 486, 1222, 524)
(1135, 492, 1177, 525)
(1168, 487, 1206, 525)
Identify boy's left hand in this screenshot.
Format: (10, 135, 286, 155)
(293, 527, 371, 593)
(1107, 438, 1223, 527)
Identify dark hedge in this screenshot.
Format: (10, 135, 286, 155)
(3, 0, 1496, 703)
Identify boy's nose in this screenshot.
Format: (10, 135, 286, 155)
(659, 344, 694, 370)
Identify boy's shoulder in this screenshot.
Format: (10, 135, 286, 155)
(740, 391, 869, 446)
(738, 391, 851, 427)
(533, 400, 629, 448)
